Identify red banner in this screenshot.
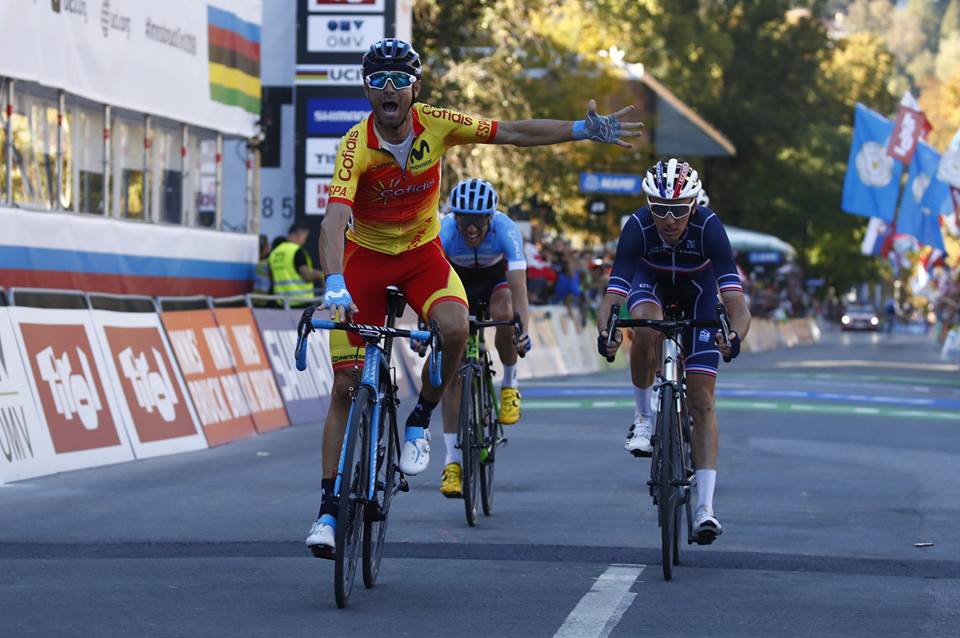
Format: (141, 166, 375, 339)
(887, 106, 931, 164)
(18, 323, 123, 454)
(212, 307, 290, 432)
(161, 310, 258, 446)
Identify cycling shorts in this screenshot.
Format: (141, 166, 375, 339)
(330, 237, 468, 370)
(625, 265, 721, 377)
(452, 261, 509, 311)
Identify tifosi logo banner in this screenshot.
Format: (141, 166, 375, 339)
(307, 15, 384, 52)
(19, 323, 122, 454)
(98, 318, 204, 451)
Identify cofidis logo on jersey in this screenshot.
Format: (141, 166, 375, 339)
(306, 98, 370, 135)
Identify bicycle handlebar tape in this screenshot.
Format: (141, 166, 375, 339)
(295, 335, 309, 372)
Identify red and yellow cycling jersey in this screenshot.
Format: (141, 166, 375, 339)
(328, 103, 499, 255)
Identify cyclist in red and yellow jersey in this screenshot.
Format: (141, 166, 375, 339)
(307, 38, 644, 553)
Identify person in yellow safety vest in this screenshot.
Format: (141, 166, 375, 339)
(269, 223, 325, 306)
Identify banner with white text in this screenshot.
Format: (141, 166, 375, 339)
(0, 0, 261, 136)
(92, 310, 208, 458)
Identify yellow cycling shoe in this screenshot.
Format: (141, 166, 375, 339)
(440, 462, 462, 498)
(499, 388, 521, 425)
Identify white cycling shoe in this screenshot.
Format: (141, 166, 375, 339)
(625, 411, 654, 457)
(693, 506, 722, 545)
(306, 514, 336, 558)
(399, 427, 431, 475)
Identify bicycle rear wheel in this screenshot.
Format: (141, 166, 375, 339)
(334, 387, 370, 608)
(658, 384, 678, 581)
(459, 366, 480, 526)
(362, 397, 397, 588)
(480, 366, 497, 516)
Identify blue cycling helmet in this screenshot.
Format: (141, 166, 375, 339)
(362, 39, 422, 78)
(448, 178, 499, 214)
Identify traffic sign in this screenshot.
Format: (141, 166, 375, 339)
(579, 172, 643, 195)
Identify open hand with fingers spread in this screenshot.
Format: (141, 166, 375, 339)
(573, 99, 645, 148)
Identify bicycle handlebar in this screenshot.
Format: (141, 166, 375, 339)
(599, 303, 732, 363)
(295, 307, 444, 386)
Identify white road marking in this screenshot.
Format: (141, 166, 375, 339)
(553, 563, 644, 638)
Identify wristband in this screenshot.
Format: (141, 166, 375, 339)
(572, 120, 587, 140)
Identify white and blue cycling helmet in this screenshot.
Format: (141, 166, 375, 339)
(641, 158, 703, 200)
(448, 178, 499, 215)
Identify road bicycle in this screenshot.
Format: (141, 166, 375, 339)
(456, 301, 523, 526)
(601, 301, 730, 581)
(295, 286, 442, 608)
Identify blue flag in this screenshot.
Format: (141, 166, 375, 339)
(897, 141, 948, 251)
(841, 104, 903, 222)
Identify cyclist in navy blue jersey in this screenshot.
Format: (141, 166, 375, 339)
(597, 158, 751, 544)
(435, 177, 531, 497)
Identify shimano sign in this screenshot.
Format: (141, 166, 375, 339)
(306, 98, 370, 135)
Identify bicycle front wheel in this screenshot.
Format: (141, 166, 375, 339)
(363, 397, 397, 588)
(658, 384, 679, 581)
(334, 387, 371, 608)
(459, 366, 480, 527)
(480, 366, 497, 516)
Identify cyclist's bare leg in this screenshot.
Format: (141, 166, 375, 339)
(629, 302, 662, 387)
(686, 373, 718, 469)
(321, 367, 355, 479)
(490, 286, 516, 366)
(420, 300, 469, 402)
(441, 372, 462, 435)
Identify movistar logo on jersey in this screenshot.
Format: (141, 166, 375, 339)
(411, 140, 430, 162)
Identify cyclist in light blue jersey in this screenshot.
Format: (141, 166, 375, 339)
(436, 178, 531, 497)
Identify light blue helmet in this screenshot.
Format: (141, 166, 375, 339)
(448, 178, 499, 215)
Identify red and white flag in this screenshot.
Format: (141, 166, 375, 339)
(886, 91, 932, 164)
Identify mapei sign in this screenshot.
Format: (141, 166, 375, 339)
(307, 15, 384, 52)
(306, 98, 370, 135)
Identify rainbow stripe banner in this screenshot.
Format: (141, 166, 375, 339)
(207, 5, 261, 114)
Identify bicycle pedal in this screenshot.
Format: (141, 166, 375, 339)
(398, 478, 410, 492)
(309, 545, 335, 561)
(366, 506, 386, 522)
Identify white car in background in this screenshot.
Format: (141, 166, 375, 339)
(841, 304, 881, 331)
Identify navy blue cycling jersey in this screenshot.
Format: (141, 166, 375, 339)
(607, 206, 743, 298)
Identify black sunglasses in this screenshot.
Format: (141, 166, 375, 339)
(455, 214, 490, 228)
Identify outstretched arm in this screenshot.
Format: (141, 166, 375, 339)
(492, 100, 643, 148)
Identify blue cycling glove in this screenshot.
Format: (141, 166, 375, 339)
(323, 273, 353, 318)
(572, 107, 624, 144)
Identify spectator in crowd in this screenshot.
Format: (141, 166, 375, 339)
(268, 223, 325, 307)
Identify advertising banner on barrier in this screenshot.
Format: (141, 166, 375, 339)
(92, 310, 208, 458)
(251, 308, 333, 424)
(0, 1, 261, 136)
(212, 308, 289, 432)
(0, 309, 59, 483)
(8, 307, 134, 473)
(161, 310, 257, 445)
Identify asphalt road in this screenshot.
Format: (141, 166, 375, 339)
(2, 327, 959, 637)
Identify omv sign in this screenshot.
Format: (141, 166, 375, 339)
(307, 15, 384, 52)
